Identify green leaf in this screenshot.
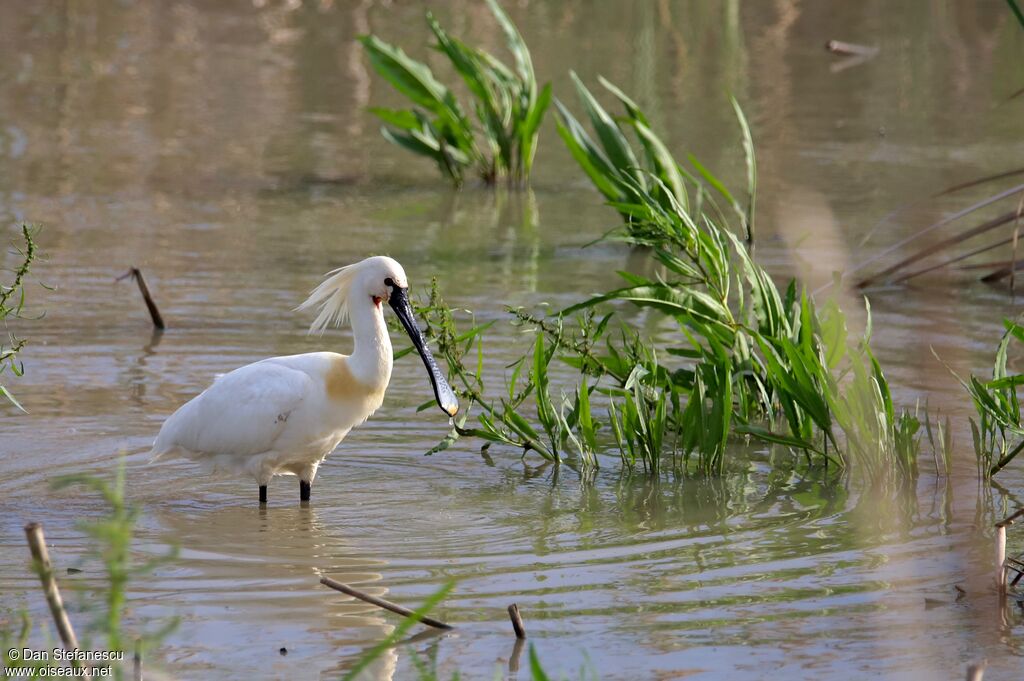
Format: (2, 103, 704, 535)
(519, 82, 552, 176)
(731, 97, 757, 241)
(632, 119, 688, 209)
(528, 644, 552, 681)
(689, 154, 745, 229)
(0, 385, 25, 413)
(554, 109, 624, 200)
(598, 75, 648, 125)
(485, 0, 535, 87)
(1006, 0, 1024, 31)
(569, 72, 642, 185)
(359, 34, 465, 126)
(367, 107, 421, 130)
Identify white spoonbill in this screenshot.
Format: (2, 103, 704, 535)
(150, 256, 459, 504)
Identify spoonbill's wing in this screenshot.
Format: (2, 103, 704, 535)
(153, 360, 313, 460)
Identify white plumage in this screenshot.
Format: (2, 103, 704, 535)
(150, 256, 458, 503)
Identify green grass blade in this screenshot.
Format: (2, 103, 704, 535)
(688, 154, 745, 230)
(528, 644, 552, 681)
(367, 107, 421, 130)
(554, 106, 623, 200)
(519, 83, 552, 177)
(569, 72, 642, 184)
(0, 385, 26, 413)
(736, 424, 824, 455)
(1007, 0, 1024, 30)
(598, 75, 648, 125)
(359, 34, 461, 121)
(731, 97, 757, 242)
(485, 0, 535, 87)
(632, 119, 687, 208)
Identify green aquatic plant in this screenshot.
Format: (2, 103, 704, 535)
(553, 77, 923, 484)
(399, 78, 924, 486)
(555, 75, 755, 243)
(1, 224, 37, 411)
(951, 318, 1024, 477)
(608, 359, 677, 476)
(360, 0, 551, 187)
(400, 285, 604, 469)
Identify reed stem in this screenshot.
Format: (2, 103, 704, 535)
(24, 523, 81, 661)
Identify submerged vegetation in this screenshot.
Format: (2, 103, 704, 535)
(360, 0, 551, 187)
(1, 224, 37, 411)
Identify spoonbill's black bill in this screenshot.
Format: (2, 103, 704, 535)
(387, 285, 459, 418)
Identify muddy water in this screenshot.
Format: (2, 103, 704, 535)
(2, 1, 1024, 679)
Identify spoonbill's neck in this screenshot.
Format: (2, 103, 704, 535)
(347, 295, 392, 387)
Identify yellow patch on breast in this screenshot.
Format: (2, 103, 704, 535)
(325, 356, 383, 403)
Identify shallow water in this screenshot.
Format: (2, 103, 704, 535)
(2, 1, 1024, 679)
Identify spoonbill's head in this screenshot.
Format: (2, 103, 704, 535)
(298, 256, 460, 418)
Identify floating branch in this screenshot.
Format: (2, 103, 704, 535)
(825, 40, 879, 72)
(507, 603, 526, 639)
(24, 523, 81, 657)
(319, 577, 453, 630)
(825, 40, 879, 57)
(116, 267, 166, 330)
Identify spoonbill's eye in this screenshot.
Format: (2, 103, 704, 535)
(384, 277, 395, 287)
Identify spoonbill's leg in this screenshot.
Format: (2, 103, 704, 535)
(299, 463, 319, 503)
(259, 485, 268, 504)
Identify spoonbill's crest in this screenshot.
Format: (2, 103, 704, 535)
(150, 255, 457, 504)
(296, 256, 408, 334)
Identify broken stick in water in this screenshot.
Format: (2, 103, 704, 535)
(507, 603, 526, 639)
(24, 523, 81, 656)
(117, 267, 166, 330)
(825, 40, 879, 57)
(319, 577, 453, 630)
